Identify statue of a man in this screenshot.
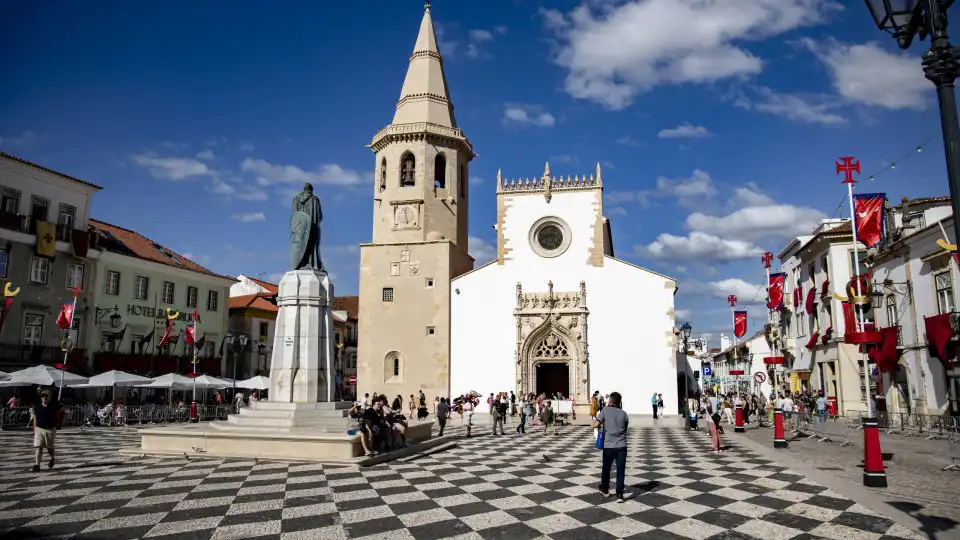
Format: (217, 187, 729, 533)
(290, 183, 324, 271)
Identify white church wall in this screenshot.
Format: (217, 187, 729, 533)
(451, 255, 677, 415)
(501, 190, 598, 266)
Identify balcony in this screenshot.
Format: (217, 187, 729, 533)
(0, 213, 88, 244)
(0, 344, 87, 371)
(92, 351, 221, 377)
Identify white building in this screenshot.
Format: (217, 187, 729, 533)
(871, 197, 958, 415)
(450, 164, 679, 416)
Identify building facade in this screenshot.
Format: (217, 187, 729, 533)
(450, 163, 679, 416)
(356, 4, 474, 403)
(871, 197, 958, 415)
(0, 153, 101, 370)
(87, 220, 236, 377)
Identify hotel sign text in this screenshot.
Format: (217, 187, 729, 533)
(125, 305, 195, 322)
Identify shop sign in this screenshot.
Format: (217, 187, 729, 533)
(125, 304, 195, 321)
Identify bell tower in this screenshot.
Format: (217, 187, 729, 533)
(357, 1, 474, 403)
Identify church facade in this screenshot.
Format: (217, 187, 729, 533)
(450, 165, 680, 416)
(355, 4, 474, 403)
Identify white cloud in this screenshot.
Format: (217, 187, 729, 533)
(232, 212, 266, 223)
(733, 86, 845, 125)
(802, 38, 928, 110)
(132, 153, 214, 180)
(541, 0, 840, 109)
(469, 29, 493, 42)
(675, 309, 692, 320)
(707, 278, 766, 304)
(469, 236, 496, 263)
(658, 122, 710, 139)
(211, 177, 268, 201)
(607, 206, 628, 216)
(616, 136, 643, 148)
(635, 231, 765, 263)
(503, 104, 556, 127)
(686, 204, 827, 241)
(240, 158, 363, 186)
(0, 131, 39, 146)
(196, 149, 215, 161)
(469, 176, 484, 186)
(730, 182, 774, 207)
(239, 142, 255, 152)
(606, 169, 716, 209)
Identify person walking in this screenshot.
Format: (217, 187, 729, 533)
(650, 392, 659, 419)
(435, 397, 450, 437)
(541, 401, 558, 435)
(595, 392, 629, 502)
(516, 395, 527, 433)
(32, 391, 60, 471)
(704, 390, 723, 453)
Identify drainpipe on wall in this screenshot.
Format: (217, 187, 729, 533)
(903, 251, 926, 414)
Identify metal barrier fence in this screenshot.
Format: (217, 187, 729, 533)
(0, 404, 238, 430)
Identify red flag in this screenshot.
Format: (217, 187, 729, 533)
(734, 310, 747, 338)
(767, 272, 786, 310)
(56, 302, 74, 329)
(843, 303, 857, 336)
(158, 319, 174, 347)
(853, 193, 886, 248)
(0, 297, 13, 335)
(185, 324, 196, 345)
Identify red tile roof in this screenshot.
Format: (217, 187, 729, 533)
(895, 196, 950, 209)
(90, 219, 237, 282)
(332, 296, 359, 320)
(228, 293, 277, 313)
(246, 276, 278, 294)
(1, 151, 103, 190)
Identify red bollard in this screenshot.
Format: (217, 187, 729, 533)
(862, 417, 888, 488)
(773, 408, 787, 448)
(190, 401, 198, 423)
(734, 404, 745, 433)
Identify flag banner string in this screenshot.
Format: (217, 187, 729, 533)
(827, 133, 938, 220)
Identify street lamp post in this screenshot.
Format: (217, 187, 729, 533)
(680, 322, 693, 409)
(231, 334, 248, 397)
(866, 0, 960, 311)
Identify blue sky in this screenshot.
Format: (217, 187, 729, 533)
(0, 0, 950, 341)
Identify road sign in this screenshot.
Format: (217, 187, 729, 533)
(702, 366, 712, 377)
(754, 372, 767, 384)
(348, 375, 357, 385)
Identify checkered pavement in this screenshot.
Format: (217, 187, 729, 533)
(0, 423, 924, 539)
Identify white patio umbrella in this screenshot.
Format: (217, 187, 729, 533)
(190, 375, 231, 388)
(0, 370, 9, 380)
(86, 370, 152, 387)
(7, 365, 88, 387)
(137, 373, 195, 390)
(236, 375, 270, 390)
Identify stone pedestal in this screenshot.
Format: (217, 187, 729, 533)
(268, 270, 335, 403)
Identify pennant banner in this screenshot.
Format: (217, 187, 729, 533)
(767, 272, 786, 310)
(158, 319, 174, 348)
(35, 221, 57, 257)
(853, 192, 886, 248)
(0, 297, 13, 336)
(734, 310, 748, 338)
(56, 302, 74, 329)
(185, 325, 196, 345)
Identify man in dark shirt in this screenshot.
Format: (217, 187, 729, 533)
(594, 392, 629, 502)
(33, 391, 59, 471)
(435, 398, 450, 436)
(361, 403, 383, 456)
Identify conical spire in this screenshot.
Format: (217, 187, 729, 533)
(392, 2, 457, 127)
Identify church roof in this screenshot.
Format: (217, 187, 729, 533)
(392, 2, 457, 128)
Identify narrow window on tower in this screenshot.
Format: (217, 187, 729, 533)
(400, 152, 416, 187)
(379, 158, 387, 192)
(459, 165, 466, 197)
(434, 154, 446, 189)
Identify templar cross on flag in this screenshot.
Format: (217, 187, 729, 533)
(727, 295, 737, 307)
(762, 252, 773, 269)
(836, 156, 861, 184)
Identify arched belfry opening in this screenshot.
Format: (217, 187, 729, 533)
(434, 154, 446, 189)
(379, 157, 387, 192)
(400, 152, 416, 187)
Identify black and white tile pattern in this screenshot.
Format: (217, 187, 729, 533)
(0, 424, 924, 539)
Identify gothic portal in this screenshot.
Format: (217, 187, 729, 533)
(515, 281, 589, 401)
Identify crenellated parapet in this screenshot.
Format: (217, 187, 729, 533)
(496, 161, 602, 202)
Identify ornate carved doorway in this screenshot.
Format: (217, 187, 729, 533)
(515, 281, 589, 401)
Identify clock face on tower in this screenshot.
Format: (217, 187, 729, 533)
(394, 204, 418, 229)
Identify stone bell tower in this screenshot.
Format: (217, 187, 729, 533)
(356, 1, 474, 402)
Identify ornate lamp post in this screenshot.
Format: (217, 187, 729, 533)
(681, 321, 693, 415)
(231, 333, 249, 396)
(95, 305, 122, 328)
(865, 1, 960, 303)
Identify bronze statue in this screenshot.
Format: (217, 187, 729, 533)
(290, 183, 324, 271)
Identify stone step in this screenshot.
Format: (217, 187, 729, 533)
(212, 420, 351, 434)
(238, 407, 349, 419)
(225, 414, 352, 430)
(248, 401, 353, 412)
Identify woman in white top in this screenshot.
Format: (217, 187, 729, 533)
(463, 397, 475, 438)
